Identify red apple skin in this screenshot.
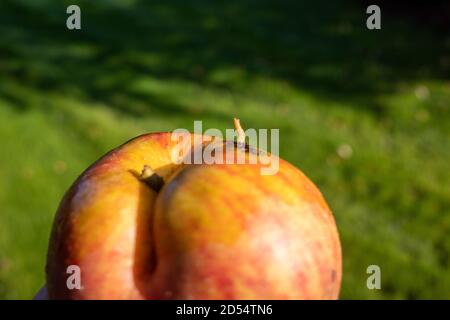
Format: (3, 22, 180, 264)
(46, 132, 342, 299)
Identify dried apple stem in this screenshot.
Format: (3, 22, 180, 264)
(140, 165, 155, 179)
(234, 118, 245, 146)
(139, 165, 164, 192)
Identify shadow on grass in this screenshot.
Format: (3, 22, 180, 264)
(0, 0, 448, 118)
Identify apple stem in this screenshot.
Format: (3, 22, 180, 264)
(234, 118, 245, 147)
(139, 165, 164, 192)
(140, 165, 155, 179)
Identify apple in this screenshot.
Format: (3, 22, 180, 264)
(46, 120, 342, 299)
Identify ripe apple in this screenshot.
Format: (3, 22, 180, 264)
(46, 120, 342, 299)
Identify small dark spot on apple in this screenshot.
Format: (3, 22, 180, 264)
(331, 269, 336, 282)
(164, 290, 173, 298)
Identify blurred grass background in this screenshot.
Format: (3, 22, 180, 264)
(0, 0, 449, 299)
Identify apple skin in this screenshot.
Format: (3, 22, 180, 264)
(46, 132, 342, 299)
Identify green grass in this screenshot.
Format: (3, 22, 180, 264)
(0, 0, 449, 299)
